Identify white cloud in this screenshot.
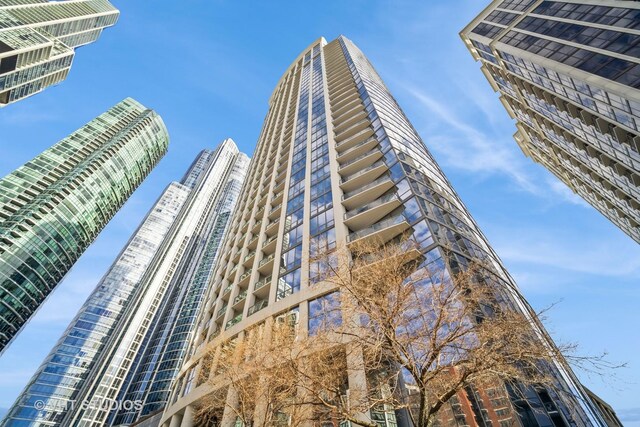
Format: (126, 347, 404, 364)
(400, 85, 599, 208)
(493, 227, 640, 279)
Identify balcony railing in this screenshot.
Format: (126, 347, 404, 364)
(269, 204, 282, 215)
(216, 305, 228, 318)
(254, 275, 272, 292)
(345, 193, 399, 220)
(335, 118, 369, 139)
(239, 269, 252, 283)
(225, 313, 243, 330)
(223, 283, 233, 295)
(338, 144, 379, 171)
(342, 175, 392, 201)
(244, 251, 256, 263)
(337, 136, 377, 161)
(233, 290, 247, 305)
(259, 253, 276, 267)
(341, 160, 385, 184)
(248, 300, 268, 316)
(347, 215, 407, 243)
(262, 234, 278, 248)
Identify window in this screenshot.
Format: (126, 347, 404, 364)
(308, 292, 342, 335)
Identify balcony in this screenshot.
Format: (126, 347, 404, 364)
(257, 192, 268, 207)
(225, 313, 243, 330)
(238, 269, 252, 286)
(274, 169, 287, 185)
(253, 275, 272, 298)
(332, 98, 361, 122)
(342, 175, 395, 210)
(247, 234, 259, 250)
(258, 253, 276, 274)
(248, 300, 268, 316)
(335, 116, 370, 142)
(273, 178, 285, 193)
(262, 234, 278, 253)
(233, 290, 247, 306)
(337, 133, 377, 165)
(272, 190, 284, 205)
(265, 218, 279, 236)
(251, 219, 262, 234)
(347, 215, 411, 246)
(223, 283, 233, 296)
(208, 327, 221, 343)
(340, 160, 388, 193)
(335, 126, 375, 154)
(226, 266, 238, 281)
(216, 304, 228, 319)
(243, 251, 256, 267)
(338, 146, 383, 177)
(331, 85, 359, 111)
(334, 109, 367, 135)
(344, 194, 402, 231)
(268, 204, 282, 220)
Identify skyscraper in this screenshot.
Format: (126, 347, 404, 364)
(2, 140, 249, 427)
(112, 146, 249, 426)
(0, 97, 168, 356)
(460, 0, 640, 242)
(2, 182, 190, 427)
(0, 0, 119, 106)
(161, 36, 611, 427)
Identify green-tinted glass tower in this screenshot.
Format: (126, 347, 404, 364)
(0, 97, 169, 355)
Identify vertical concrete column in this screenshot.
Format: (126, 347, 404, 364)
(221, 386, 239, 426)
(169, 413, 183, 427)
(182, 405, 195, 427)
(346, 343, 373, 425)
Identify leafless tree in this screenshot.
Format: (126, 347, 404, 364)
(195, 239, 620, 427)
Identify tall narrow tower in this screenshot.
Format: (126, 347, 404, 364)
(0, 97, 168, 356)
(2, 141, 249, 427)
(112, 147, 249, 426)
(461, 0, 640, 242)
(0, 0, 120, 106)
(161, 36, 610, 427)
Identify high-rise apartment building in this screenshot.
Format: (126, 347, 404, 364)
(0, 0, 119, 106)
(161, 36, 611, 427)
(461, 0, 640, 242)
(2, 140, 249, 427)
(0, 97, 168, 356)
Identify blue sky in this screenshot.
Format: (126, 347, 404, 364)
(1, 0, 639, 424)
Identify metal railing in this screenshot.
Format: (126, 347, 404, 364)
(344, 193, 399, 220)
(248, 300, 268, 316)
(347, 215, 407, 243)
(342, 175, 392, 201)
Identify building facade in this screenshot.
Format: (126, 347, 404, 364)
(0, 0, 119, 106)
(0, 97, 168, 356)
(112, 146, 249, 426)
(2, 141, 249, 427)
(161, 36, 610, 427)
(461, 0, 640, 242)
(2, 182, 191, 427)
